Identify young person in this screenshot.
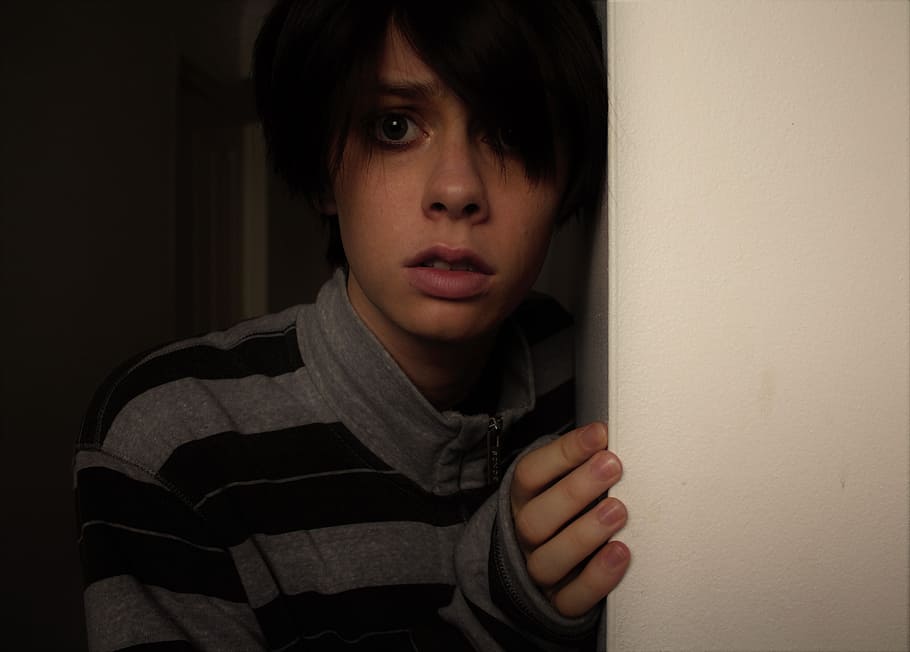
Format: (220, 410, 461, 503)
(75, 1, 629, 650)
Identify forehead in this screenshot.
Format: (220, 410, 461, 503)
(375, 26, 446, 96)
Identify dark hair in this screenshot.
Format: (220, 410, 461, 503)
(254, 0, 606, 267)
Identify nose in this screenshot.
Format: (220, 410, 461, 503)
(422, 136, 488, 223)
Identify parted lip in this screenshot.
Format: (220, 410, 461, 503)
(404, 245, 494, 274)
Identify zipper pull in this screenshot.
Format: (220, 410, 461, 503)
(487, 415, 504, 485)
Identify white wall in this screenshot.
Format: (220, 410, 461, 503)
(580, 2, 910, 650)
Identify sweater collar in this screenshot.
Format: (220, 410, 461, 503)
(298, 269, 536, 493)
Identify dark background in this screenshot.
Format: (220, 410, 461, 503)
(0, 1, 331, 648)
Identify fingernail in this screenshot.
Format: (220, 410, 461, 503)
(591, 452, 621, 480)
(596, 500, 625, 526)
(605, 542, 629, 566)
(581, 424, 606, 450)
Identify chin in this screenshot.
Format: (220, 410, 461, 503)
(404, 303, 502, 344)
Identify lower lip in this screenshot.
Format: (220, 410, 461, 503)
(406, 267, 492, 300)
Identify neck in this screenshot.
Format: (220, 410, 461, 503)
(345, 275, 499, 410)
(386, 332, 497, 411)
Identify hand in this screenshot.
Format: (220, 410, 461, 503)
(510, 422, 629, 618)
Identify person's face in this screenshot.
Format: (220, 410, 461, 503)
(328, 28, 565, 349)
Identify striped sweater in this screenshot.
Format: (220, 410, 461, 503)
(75, 270, 600, 651)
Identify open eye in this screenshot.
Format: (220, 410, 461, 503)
(373, 113, 422, 146)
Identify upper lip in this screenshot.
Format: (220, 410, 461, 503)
(405, 245, 494, 274)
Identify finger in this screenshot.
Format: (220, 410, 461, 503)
(551, 540, 630, 619)
(515, 449, 622, 549)
(511, 422, 608, 509)
(527, 497, 627, 588)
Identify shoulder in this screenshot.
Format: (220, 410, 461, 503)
(78, 306, 307, 472)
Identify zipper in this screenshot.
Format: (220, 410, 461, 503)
(492, 522, 594, 643)
(486, 415, 503, 485)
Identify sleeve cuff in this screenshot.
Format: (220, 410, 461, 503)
(489, 451, 601, 643)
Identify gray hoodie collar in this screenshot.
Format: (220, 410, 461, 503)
(298, 269, 536, 494)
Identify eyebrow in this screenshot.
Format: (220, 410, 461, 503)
(374, 79, 444, 101)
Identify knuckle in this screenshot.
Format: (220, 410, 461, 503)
(581, 556, 616, 597)
(551, 589, 580, 619)
(559, 476, 586, 505)
(526, 551, 554, 587)
(558, 435, 575, 465)
(566, 519, 592, 551)
(513, 508, 544, 548)
(576, 567, 600, 595)
(551, 596, 566, 616)
(511, 461, 535, 496)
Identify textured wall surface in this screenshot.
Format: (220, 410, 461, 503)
(580, 2, 910, 650)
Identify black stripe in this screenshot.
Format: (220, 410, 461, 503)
(80, 347, 155, 448)
(302, 630, 416, 651)
(511, 293, 573, 347)
(82, 326, 303, 445)
(264, 628, 417, 652)
(505, 379, 575, 463)
(199, 469, 467, 547)
(76, 467, 218, 547)
(463, 596, 549, 652)
(80, 523, 245, 602)
(255, 584, 457, 648)
(282, 322, 305, 369)
(121, 643, 196, 651)
(458, 484, 497, 517)
(159, 423, 392, 505)
(409, 617, 475, 652)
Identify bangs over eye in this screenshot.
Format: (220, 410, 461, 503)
(388, 5, 565, 184)
(255, 0, 605, 249)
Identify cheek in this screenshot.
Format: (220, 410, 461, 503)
(520, 208, 558, 259)
(526, 230, 554, 277)
(497, 218, 555, 294)
(333, 177, 384, 245)
(337, 169, 413, 231)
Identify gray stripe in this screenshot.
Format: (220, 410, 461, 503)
(142, 308, 300, 359)
(84, 576, 263, 652)
(231, 521, 462, 608)
(103, 369, 336, 474)
(94, 318, 301, 442)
